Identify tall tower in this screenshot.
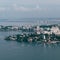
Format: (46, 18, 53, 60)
(36, 20, 40, 34)
(36, 25, 40, 34)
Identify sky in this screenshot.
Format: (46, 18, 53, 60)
(0, 0, 60, 19)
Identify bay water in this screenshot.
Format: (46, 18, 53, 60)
(0, 19, 60, 60)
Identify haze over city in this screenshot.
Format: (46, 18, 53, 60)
(0, 0, 60, 19)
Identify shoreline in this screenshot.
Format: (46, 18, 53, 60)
(3, 24, 60, 45)
(5, 33, 60, 44)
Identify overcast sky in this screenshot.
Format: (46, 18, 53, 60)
(0, 0, 60, 19)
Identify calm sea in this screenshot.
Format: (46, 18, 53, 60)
(0, 18, 60, 60)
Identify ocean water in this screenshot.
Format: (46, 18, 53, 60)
(0, 32, 60, 60)
(0, 18, 60, 60)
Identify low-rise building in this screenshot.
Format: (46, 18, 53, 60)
(11, 26, 19, 30)
(51, 26, 60, 34)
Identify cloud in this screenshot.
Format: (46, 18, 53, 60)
(0, 7, 10, 12)
(12, 4, 41, 11)
(0, 4, 48, 12)
(0, 4, 42, 12)
(0, 7, 6, 11)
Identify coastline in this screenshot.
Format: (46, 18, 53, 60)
(0, 24, 59, 45)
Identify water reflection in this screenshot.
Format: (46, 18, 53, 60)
(5, 40, 60, 48)
(0, 38, 60, 60)
(0, 30, 60, 60)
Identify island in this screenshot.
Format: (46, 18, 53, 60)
(4, 24, 60, 44)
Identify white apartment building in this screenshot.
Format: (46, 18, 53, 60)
(51, 26, 60, 34)
(36, 25, 41, 34)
